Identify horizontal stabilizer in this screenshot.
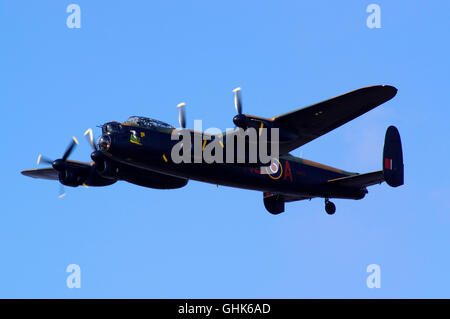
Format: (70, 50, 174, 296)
(327, 171, 384, 188)
(327, 125, 404, 189)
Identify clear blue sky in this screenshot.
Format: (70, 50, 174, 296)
(1, 1, 449, 298)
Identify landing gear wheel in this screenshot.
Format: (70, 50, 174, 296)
(325, 199, 336, 215)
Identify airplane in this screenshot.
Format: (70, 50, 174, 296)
(21, 85, 404, 215)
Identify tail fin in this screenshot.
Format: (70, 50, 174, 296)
(383, 126, 404, 187)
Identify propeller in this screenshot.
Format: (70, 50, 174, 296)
(232, 87, 247, 128)
(37, 137, 79, 198)
(177, 102, 186, 129)
(84, 127, 112, 175)
(84, 128, 97, 151)
(37, 137, 78, 168)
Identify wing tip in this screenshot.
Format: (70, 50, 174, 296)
(21, 168, 59, 180)
(358, 84, 397, 104)
(21, 170, 30, 176)
(21, 169, 38, 178)
(381, 84, 398, 97)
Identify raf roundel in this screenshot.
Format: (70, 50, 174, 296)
(265, 158, 283, 180)
(269, 162, 278, 174)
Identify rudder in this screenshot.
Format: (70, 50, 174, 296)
(383, 126, 404, 187)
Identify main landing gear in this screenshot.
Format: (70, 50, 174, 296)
(325, 199, 336, 215)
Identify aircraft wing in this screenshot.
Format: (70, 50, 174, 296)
(21, 160, 94, 181)
(21, 168, 59, 180)
(272, 85, 397, 154)
(326, 171, 384, 188)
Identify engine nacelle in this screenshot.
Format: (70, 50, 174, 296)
(122, 170, 188, 189)
(91, 151, 119, 179)
(91, 151, 187, 189)
(58, 167, 87, 187)
(58, 163, 116, 188)
(99, 160, 119, 178)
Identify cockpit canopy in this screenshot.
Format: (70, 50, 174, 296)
(123, 116, 174, 129)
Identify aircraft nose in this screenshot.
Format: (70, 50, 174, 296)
(98, 135, 111, 151)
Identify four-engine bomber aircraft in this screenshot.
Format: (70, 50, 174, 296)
(22, 85, 404, 215)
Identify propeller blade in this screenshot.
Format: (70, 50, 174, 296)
(37, 154, 53, 166)
(84, 128, 97, 151)
(233, 87, 242, 115)
(177, 102, 186, 129)
(58, 184, 66, 199)
(62, 137, 79, 161)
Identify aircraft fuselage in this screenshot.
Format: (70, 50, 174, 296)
(99, 121, 367, 200)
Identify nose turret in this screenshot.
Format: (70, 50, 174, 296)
(98, 135, 111, 151)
